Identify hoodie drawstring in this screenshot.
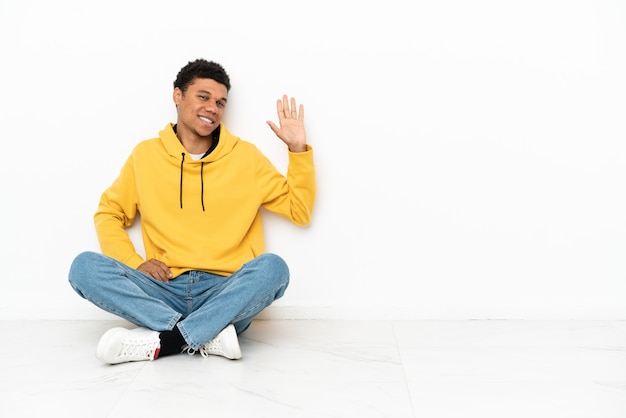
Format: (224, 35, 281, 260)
(179, 152, 206, 211)
(179, 153, 185, 209)
(200, 162, 205, 211)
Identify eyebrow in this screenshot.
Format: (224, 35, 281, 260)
(197, 89, 228, 103)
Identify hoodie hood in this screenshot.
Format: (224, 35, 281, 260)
(157, 123, 241, 210)
(158, 122, 240, 163)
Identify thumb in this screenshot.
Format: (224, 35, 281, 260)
(267, 121, 280, 135)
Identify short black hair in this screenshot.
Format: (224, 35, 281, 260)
(173, 59, 231, 93)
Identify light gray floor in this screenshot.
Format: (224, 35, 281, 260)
(1, 319, 625, 417)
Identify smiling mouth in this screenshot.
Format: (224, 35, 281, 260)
(199, 116, 214, 125)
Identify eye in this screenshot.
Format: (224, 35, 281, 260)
(217, 101, 226, 108)
(198, 95, 208, 100)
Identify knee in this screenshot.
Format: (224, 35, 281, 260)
(248, 253, 290, 292)
(260, 253, 289, 282)
(68, 251, 99, 290)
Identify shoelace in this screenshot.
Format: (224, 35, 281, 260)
(184, 346, 197, 356)
(120, 338, 159, 360)
(183, 337, 223, 358)
(199, 339, 223, 358)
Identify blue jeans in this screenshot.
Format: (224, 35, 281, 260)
(68, 251, 289, 350)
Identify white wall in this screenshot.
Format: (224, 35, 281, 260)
(1, 0, 625, 321)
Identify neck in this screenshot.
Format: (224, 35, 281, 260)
(175, 126, 213, 154)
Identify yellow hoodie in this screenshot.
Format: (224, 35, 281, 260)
(94, 123, 316, 278)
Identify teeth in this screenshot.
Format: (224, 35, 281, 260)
(199, 116, 213, 124)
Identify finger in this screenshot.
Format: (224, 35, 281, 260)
(290, 97, 297, 118)
(157, 266, 173, 280)
(276, 98, 283, 118)
(147, 259, 172, 281)
(267, 120, 279, 135)
(298, 103, 304, 121)
(155, 274, 170, 283)
(151, 269, 170, 283)
(282, 95, 290, 118)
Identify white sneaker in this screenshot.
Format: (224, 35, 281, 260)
(186, 324, 242, 360)
(96, 327, 161, 364)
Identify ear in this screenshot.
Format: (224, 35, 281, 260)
(173, 87, 182, 105)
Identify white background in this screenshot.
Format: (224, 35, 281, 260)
(0, 0, 625, 320)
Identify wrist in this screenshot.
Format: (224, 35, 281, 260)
(289, 144, 307, 153)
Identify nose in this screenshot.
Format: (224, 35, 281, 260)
(204, 99, 218, 113)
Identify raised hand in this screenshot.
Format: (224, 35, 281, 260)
(267, 95, 307, 152)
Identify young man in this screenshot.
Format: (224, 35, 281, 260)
(68, 59, 315, 365)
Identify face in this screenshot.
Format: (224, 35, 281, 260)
(173, 78, 228, 139)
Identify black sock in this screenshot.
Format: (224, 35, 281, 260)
(158, 324, 187, 357)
